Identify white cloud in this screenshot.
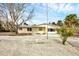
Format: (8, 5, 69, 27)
(31, 3, 74, 13)
(48, 3, 75, 13)
(48, 3, 59, 11)
(27, 3, 79, 24)
(31, 3, 78, 13)
(60, 4, 74, 12)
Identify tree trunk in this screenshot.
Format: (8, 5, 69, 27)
(15, 26, 18, 34)
(62, 37, 67, 45)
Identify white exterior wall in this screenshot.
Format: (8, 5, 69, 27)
(32, 27, 46, 35)
(18, 28, 32, 34)
(18, 25, 60, 35)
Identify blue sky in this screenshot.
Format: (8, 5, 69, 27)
(26, 3, 79, 25)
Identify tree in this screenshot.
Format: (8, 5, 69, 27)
(0, 20, 4, 32)
(0, 3, 34, 33)
(57, 20, 63, 26)
(59, 27, 73, 45)
(24, 22, 28, 25)
(64, 14, 78, 28)
(75, 19, 79, 26)
(52, 22, 56, 25)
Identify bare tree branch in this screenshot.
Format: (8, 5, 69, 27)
(18, 7, 34, 26)
(0, 3, 34, 33)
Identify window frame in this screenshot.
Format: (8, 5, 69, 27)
(27, 27, 32, 31)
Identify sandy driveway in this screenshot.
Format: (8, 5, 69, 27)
(67, 37, 79, 50)
(0, 34, 79, 56)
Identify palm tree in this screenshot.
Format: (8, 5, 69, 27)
(75, 19, 79, 26)
(64, 14, 78, 28)
(58, 14, 78, 45)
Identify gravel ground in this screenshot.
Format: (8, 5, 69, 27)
(0, 34, 79, 56)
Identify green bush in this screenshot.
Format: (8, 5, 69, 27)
(57, 29, 60, 34)
(59, 27, 73, 45)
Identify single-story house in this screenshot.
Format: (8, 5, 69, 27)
(18, 24, 60, 35)
(18, 25, 32, 35)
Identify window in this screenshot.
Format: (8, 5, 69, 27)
(27, 28, 32, 31)
(48, 28, 55, 32)
(19, 28, 22, 30)
(39, 28, 42, 31)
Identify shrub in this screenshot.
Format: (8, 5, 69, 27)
(59, 27, 73, 45)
